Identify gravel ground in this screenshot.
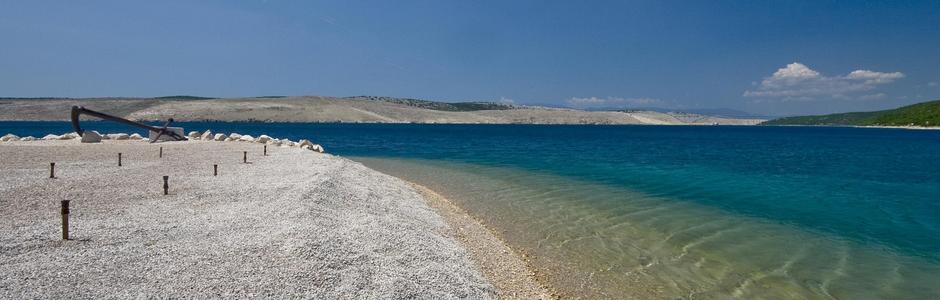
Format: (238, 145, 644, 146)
(0, 140, 495, 299)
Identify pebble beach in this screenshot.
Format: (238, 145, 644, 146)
(0, 133, 548, 299)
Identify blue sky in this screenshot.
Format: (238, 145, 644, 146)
(1, 0, 939, 115)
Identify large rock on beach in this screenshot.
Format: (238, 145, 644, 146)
(108, 133, 130, 140)
(187, 131, 200, 139)
(201, 130, 213, 140)
(239, 135, 255, 142)
(80, 131, 103, 143)
(1, 134, 19, 142)
(42, 134, 60, 140)
(256, 135, 272, 143)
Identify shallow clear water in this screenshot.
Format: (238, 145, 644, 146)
(3, 122, 939, 299)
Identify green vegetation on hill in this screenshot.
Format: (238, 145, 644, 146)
(154, 95, 215, 100)
(344, 96, 515, 112)
(762, 100, 940, 127)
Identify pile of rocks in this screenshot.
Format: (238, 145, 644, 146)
(1, 130, 325, 153)
(185, 130, 325, 153)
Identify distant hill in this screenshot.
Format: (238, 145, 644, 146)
(762, 100, 940, 127)
(342, 96, 515, 112)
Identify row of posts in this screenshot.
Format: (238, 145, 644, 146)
(55, 145, 268, 240)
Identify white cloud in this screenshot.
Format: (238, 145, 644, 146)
(744, 62, 904, 101)
(567, 96, 662, 108)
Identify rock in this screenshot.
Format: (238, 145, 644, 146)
(229, 133, 242, 140)
(267, 139, 281, 146)
(312, 144, 325, 153)
(300, 145, 313, 151)
(187, 131, 201, 139)
(42, 134, 60, 140)
(1, 134, 19, 141)
(108, 133, 130, 140)
(80, 131, 103, 143)
(256, 135, 272, 143)
(213, 133, 227, 141)
(100, 134, 111, 140)
(201, 130, 213, 140)
(20, 136, 36, 141)
(297, 139, 314, 148)
(224, 137, 234, 142)
(239, 135, 254, 142)
(281, 139, 294, 147)
(129, 133, 143, 140)
(58, 132, 79, 140)
(141, 138, 151, 142)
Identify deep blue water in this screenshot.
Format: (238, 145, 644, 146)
(4, 121, 938, 260)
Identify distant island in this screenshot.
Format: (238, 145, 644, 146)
(0, 95, 763, 125)
(762, 100, 940, 127)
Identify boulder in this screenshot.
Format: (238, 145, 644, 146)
(300, 144, 313, 151)
(20, 136, 36, 141)
(129, 133, 143, 140)
(267, 139, 281, 146)
(80, 131, 103, 143)
(213, 133, 227, 141)
(42, 134, 60, 140)
(201, 130, 213, 140)
(100, 134, 111, 140)
(1, 134, 19, 141)
(108, 133, 130, 140)
(311, 144, 325, 153)
(224, 137, 234, 142)
(58, 132, 79, 140)
(187, 131, 201, 139)
(256, 135, 272, 143)
(297, 139, 314, 148)
(229, 133, 242, 140)
(239, 135, 255, 142)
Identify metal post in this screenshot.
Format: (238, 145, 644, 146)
(243, 151, 247, 163)
(50, 162, 55, 178)
(118, 153, 122, 166)
(264, 145, 267, 156)
(159, 147, 163, 158)
(214, 164, 218, 176)
(163, 176, 169, 195)
(61, 200, 70, 240)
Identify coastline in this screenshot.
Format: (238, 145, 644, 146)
(407, 182, 557, 299)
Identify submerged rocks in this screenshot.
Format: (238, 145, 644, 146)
(80, 131, 103, 143)
(1, 134, 19, 142)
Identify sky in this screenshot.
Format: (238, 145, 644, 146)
(1, 0, 939, 116)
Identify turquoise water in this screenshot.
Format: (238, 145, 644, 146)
(4, 122, 940, 298)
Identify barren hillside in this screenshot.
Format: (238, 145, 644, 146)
(0, 96, 763, 125)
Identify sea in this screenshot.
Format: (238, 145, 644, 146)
(3, 122, 939, 299)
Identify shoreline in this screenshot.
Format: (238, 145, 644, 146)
(406, 182, 557, 299)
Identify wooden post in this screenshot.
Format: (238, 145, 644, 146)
(159, 147, 163, 158)
(264, 145, 267, 156)
(118, 153, 122, 166)
(243, 151, 247, 163)
(163, 176, 169, 195)
(50, 162, 55, 178)
(213, 164, 218, 176)
(61, 200, 70, 240)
